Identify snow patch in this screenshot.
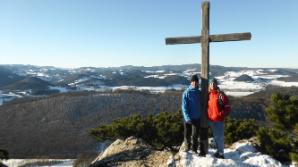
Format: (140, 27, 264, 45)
(219, 81, 265, 91)
(68, 77, 90, 86)
(225, 91, 256, 97)
(144, 73, 178, 79)
(269, 69, 278, 73)
(270, 80, 298, 87)
(74, 85, 187, 93)
(224, 70, 266, 78)
(156, 70, 165, 73)
(119, 70, 124, 75)
(49, 86, 69, 93)
(0, 90, 3, 106)
(144, 75, 166, 79)
(2, 159, 75, 167)
(110, 85, 186, 93)
(177, 140, 284, 167)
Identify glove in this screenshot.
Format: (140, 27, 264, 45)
(186, 120, 192, 124)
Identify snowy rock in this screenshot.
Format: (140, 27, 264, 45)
(90, 136, 173, 167)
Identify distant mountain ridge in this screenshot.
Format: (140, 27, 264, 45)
(0, 64, 298, 104)
(2, 64, 298, 86)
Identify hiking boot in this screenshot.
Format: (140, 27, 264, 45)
(192, 149, 198, 155)
(182, 146, 191, 152)
(214, 152, 224, 159)
(198, 152, 206, 157)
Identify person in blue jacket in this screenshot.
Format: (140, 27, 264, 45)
(181, 74, 202, 154)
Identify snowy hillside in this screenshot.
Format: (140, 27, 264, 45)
(217, 69, 298, 96)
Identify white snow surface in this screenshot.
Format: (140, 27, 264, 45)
(49, 86, 69, 93)
(1, 159, 74, 167)
(215, 69, 298, 97)
(110, 84, 186, 93)
(0, 94, 3, 106)
(144, 75, 166, 79)
(224, 91, 256, 97)
(144, 72, 179, 79)
(177, 140, 291, 167)
(270, 80, 298, 87)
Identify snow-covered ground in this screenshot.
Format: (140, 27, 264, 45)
(84, 84, 187, 93)
(1, 159, 74, 167)
(110, 85, 186, 93)
(216, 69, 298, 97)
(0, 93, 3, 106)
(0, 91, 24, 106)
(270, 80, 298, 87)
(49, 86, 69, 93)
(177, 140, 296, 167)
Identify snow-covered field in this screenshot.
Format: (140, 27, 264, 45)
(109, 84, 186, 93)
(0, 90, 2, 106)
(74, 84, 187, 93)
(0, 91, 24, 106)
(49, 86, 69, 93)
(177, 140, 296, 167)
(216, 69, 298, 97)
(1, 159, 74, 167)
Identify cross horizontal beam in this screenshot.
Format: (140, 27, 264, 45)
(166, 32, 251, 45)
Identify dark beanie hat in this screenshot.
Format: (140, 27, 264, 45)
(209, 78, 218, 85)
(190, 74, 199, 82)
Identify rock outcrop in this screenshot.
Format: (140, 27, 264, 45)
(90, 137, 173, 167)
(90, 137, 289, 167)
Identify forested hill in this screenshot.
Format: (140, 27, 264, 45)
(0, 91, 181, 158)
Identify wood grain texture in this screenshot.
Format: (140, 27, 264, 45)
(165, 32, 251, 45)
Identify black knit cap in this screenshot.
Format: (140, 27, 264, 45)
(209, 78, 218, 85)
(190, 74, 199, 82)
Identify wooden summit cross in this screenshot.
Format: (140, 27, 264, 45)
(165, 1, 251, 153)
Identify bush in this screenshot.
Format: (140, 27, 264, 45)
(224, 118, 258, 145)
(90, 110, 262, 151)
(266, 94, 298, 130)
(257, 128, 292, 162)
(90, 111, 184, 151)
(0, 149, 8, 160)
(257, 93, 298, 163)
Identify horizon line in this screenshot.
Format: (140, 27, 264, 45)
(0, 63, 297, 70)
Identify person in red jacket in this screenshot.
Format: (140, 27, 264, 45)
(208, 78, 231, 159)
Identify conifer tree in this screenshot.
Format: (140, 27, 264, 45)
(257, 93, 298, 163)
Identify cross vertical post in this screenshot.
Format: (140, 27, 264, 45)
(200, 1, 210, 154)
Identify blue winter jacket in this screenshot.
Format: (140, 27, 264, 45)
(181, 86, 202, 122)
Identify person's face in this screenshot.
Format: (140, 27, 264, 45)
(191, 81, 198, 88)
(209, 82, 217, 90)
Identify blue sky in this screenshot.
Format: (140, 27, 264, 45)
(0, 0, 297, 68)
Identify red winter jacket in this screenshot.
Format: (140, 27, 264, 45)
(208, 90, 231, 122)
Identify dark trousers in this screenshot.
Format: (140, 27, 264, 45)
(184, 119, 200, 151)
